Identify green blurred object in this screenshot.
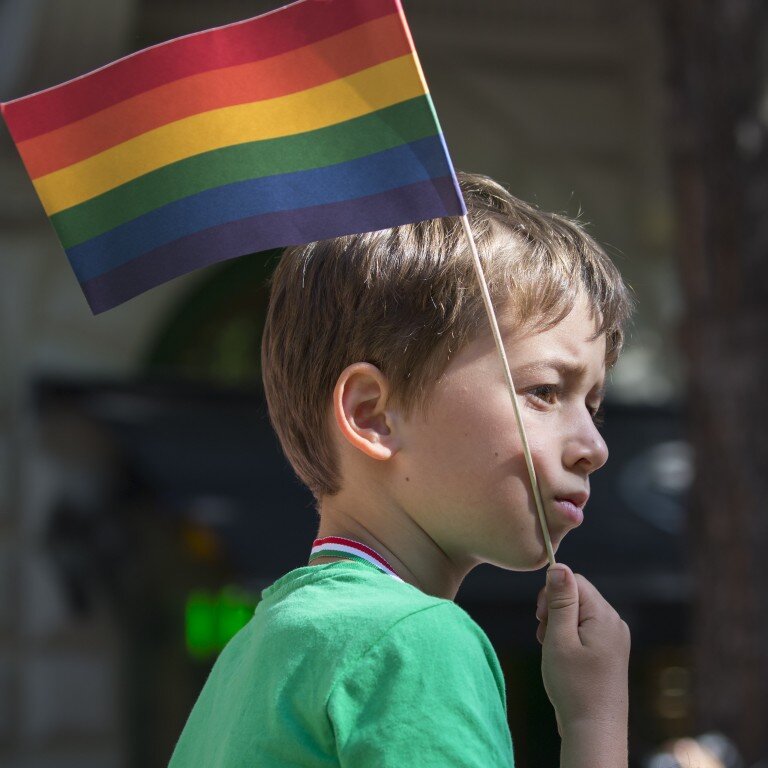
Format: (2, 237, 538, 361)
(185, 586, 259, 659)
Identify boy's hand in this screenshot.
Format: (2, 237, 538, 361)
(535, 563, 630, 753)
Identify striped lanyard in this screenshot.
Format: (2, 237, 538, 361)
(309, 536, 404, 582)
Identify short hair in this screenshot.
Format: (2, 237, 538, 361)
(261, 172, 633, 502)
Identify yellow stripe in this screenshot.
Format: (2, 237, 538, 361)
(35, 55, 425, 215)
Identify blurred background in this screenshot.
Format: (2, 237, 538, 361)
(1, 0, 766, 766)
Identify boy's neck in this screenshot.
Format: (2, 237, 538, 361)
(313, 498, 474, 601)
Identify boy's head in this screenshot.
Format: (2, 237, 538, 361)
(262, 172, 633, 568)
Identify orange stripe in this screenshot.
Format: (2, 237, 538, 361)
(18, 13, 407, 180)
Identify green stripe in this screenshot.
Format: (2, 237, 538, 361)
(52, 96, 439, 248)
(308, 550, 385, 573)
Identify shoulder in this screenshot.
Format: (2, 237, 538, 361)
(265, 562, 453, 635)
(325, 594, 514, 766)
(270, 563, 497, 664)
(260, 563, 505, 701)
(334, 600, 506, 701)
(299, 565, 496, 668)
(257, 562, 459, 665)
(364, 598, 495, 660)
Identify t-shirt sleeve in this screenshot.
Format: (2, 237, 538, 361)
(326, 602, 515, 767)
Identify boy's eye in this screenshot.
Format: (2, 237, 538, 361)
(526, 384, 559, 405)
(524, 385, 605, 426)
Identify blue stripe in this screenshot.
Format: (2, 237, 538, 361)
(66, 135, 453, 282)
(81, 178, 464, 313)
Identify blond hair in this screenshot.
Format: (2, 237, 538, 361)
(261, 172, 633, 501)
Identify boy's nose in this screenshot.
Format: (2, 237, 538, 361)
(564, 417, 609, 474)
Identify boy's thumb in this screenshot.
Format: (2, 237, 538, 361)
(544, 564, 579, 642)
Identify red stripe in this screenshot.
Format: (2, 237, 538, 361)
(313, 537, 396, 572)
(17, 14, 407, 179)
(1, 0, 398, 143)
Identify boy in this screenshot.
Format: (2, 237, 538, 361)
(169, 172, 633, 767)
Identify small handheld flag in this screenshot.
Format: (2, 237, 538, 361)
(1, 0, 465, 314)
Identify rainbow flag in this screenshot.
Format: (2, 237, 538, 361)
(0, 0, 465, 314)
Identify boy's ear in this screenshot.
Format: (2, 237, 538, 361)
(332, 363, 401, 460)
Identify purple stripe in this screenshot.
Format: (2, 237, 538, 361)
(80, 177, 465, 314)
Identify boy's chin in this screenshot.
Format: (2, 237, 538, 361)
(527, 535, 567, 570)
(484, 544, 558, 572)
(478, 526, 566, 571)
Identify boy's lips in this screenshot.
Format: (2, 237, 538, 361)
(552, 492, 589, 526)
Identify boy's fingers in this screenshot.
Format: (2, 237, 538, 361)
(538, 567, 612, 646)
(570, 573, 612, 629)
(544, 564, 579, 644)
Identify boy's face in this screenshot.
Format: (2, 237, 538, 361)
(395, 290, 609, 571)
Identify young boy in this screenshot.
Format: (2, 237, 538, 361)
(169, 172, 633, 767)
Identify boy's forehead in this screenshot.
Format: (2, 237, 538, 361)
(434, 290, 609, 392)
(514, 355, 607, 390)
(498, 294, 604, 347)
(496, 298, 607, 371)
(449, 306, 606, 385)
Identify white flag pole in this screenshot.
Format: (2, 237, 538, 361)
(460, 214, 556, 567)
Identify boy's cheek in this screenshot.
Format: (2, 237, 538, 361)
(507, 412, 548, 458)
(521, 437, 563, 495)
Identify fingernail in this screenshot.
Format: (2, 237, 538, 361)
(547, 566, 566, 586)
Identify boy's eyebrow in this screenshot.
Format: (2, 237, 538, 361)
(514, 358, 607, 398)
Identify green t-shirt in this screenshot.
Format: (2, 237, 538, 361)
(168, 560, 515, 767)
